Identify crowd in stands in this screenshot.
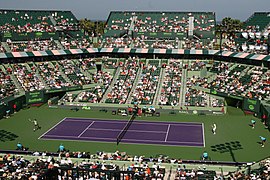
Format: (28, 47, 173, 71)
(0, 45, 5, 53)
(8, 39, 59, 52)
(102, 37, 133, 48)
(107, 11, 215, 35)
(77, 58, 96, 70)
(3, 58, 270, 105)
(0, 148, 169, 179)
(185, 88, 208, 107)
(36, 61, 72, 89)
(77, 71, 113, 103)
(0, 10, 78, 33)
(12, 63, 45, 92)
(106, 59, 139, 104)
(0, 153, 120, 179)
(131, 60, 160, 105)
(0, 69, 18, 100)
(227, 158, 270, 179)
(207, 62, 270, 100)
(60, 38, 92, 49)
(159, 60, 182, 106)
(57, 60, 91, 86)
(175, 165, 216, 179)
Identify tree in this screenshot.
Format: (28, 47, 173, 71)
(79, 18, 105, 36)
(216, 17, 243, 38)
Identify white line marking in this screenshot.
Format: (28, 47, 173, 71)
(65, 119, 201, 127)
(78, 121, 95, 137)
(38, 117, 67, 139)
(78, 127, 167, 134)
(202, 123, 205, 147)
(164, 124, 171, 142)
(64, 117, 203, 125)
(41, 117, 204, 147)
(41, 137, 204, 148)
(42, 134, 204, 144)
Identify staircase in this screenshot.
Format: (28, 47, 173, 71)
(126, 67, 142, 104)
(72, 60, 92, 78)
(1, 42, 11, 52)
(128, 16, 137, 36)
(10, 74, 25, 94)
(54, 40, 64, 50)
(49, 16, 57, 26)
(52, 61, 74, 86)
(239, 65, 251, 77)
(0, 65, 6, 73)
(31, 63, 49, 89)
(179, 68, 187, 107)
(153, 67, 166, 105)
(100, 67, 121, 103)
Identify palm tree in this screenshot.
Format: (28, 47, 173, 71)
(216, 17, 243, 39)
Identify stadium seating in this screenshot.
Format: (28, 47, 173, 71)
(175, 165, 217, 179)
(12, 63, 45, 92)
(0, 67, 18, 100)
(56, 60, 91, 86)
(159, 59, 182, 106)
(243, 12, 270, 32)
(105, 11, 215, 40)
(35, 61, 71, 89)
(131, 59, 161, 105)
(0, 10, 78, 33)
(106, 59, 139, 104)
(8, 39, 59, 52)
(0, 9, 92, 52)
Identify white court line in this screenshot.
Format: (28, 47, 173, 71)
(43, 134, 204, 145)
(202, 123, 205, 147)
(65, 119, 202, 127)
(78, 121, 95, 138)
(41, 117, 204, 146)
(164, 124, 171, 142)
(83, 127, 167, 134)
(65, 117, 203, 125)
(38, 117, 67, 139)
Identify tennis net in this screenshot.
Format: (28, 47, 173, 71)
(116, 114, 135, 145)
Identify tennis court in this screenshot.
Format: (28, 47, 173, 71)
(40, 117, 205, 147)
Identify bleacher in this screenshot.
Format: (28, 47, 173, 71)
(3, 57, 270, 105)
(35, 61, 70, 89)
(243, 12, 270, 31)
(0, 9, 92, 51)
(233, 12, 270, 54)
(105, 11, 215, 40)
(0, 9, 78, 33)
(131, 59, 161, 105)
(105, 59, 139, 104)
(0, 67, 18, 100)
(159, 59, 182, 106)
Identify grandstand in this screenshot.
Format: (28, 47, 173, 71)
(103, 11, 216, 49)
(232, 12, 270, 54)
(0, 8, 270, 179)
(0, 9, 92, 52)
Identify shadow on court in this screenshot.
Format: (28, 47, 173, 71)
(0, 129, 18, 142)
(211, 141, 243, 162)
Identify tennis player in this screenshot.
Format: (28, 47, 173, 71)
(251, 119, 256, 129)
(29, 118, 41, 132)
(260, 136, 266, 147)
(212, 123, 217, 135)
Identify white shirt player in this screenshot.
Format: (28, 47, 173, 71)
(212, 123, 217, 134)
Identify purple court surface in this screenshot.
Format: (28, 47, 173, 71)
(40, 117, 205, 147)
